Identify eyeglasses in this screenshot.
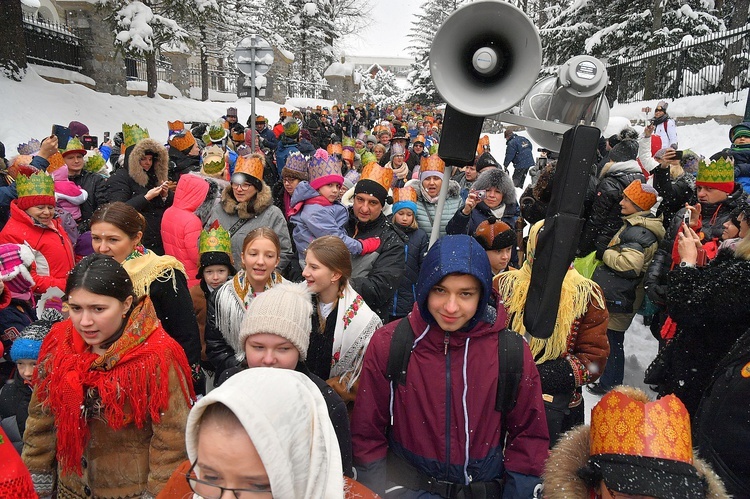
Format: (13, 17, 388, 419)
(232, 182, 254, 190)
(186, 461, 272, 498)
(655, 108, 665, 112)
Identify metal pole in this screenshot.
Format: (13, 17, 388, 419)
(428, 167, 452, 248)
(250, 41, 257, 152)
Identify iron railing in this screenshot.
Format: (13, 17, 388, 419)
(188, 64, 237, 94)
(126, 56, 173, 82)
(284, 78, 331, 99)
(605, 25, 750, 105)
(23, 15, 81, 71)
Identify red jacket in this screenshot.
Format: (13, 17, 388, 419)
(351, 303, 549, 495)
(0, 201, 74, 294)
(161, 175, 211, 288)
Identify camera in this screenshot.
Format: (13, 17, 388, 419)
(683, 210, 691, 226)
(473, 189, 486, 200)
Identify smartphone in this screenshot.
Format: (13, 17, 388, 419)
(674, 150, 684, 160)
(103, 131, 110, 142)
(683, 210, 691, 226)
(52, 124, 70, 149)
(82, 136, 98, 150)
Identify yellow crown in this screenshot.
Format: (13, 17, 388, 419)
(122, 123, 150, 149)
(199, 222, 232, 255)
(360, 162, 393, 192)
(234, 153, 264, 182)
(17, 171, 55, 198)
(420, 153, 445, 175)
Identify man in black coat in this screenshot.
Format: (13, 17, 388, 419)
(346, 170, 406, 323)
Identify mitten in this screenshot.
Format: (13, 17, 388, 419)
(360, 237, 380, 255)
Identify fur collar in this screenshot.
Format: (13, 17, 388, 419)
(599, 159, 642, 178)
(219, 182, 273, 219)
(543, 425, 729, 498)
(127, 138, 169, 187)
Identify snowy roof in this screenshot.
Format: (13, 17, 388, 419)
(324, 62, 355, 79)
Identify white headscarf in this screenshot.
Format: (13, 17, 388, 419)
(186, 368, 344, 498)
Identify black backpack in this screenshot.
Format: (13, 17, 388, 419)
(386, 317, 525, 414)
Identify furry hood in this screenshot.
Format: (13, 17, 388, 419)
(127, 138, 169, 187)
(193, 175, 220, 225)
(219, 182, 273, 219)
(599, 159, 642, 179)
(405, 178, 461, 202)
(471, 167, 517, 205)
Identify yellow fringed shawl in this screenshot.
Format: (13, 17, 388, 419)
(121, 248, 187, 298)
(494, 222, 605, 364)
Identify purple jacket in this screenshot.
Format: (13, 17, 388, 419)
(289, 181, 362, 260)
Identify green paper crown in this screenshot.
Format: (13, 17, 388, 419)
(199, 224, 232, 255)
(361, 151, 377, 166)
(84, 153, 106, 173)
(206, 120, 228, 143)
(342, 136, 356, 148)
(697, 157, 734, 184)
(17, 171, 54, 198)
(428, 144, 439, 155)
(62, 137, 85, 154)
(122, 123, 150, 149)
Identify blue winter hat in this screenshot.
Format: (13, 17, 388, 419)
(10, 309, 63, 362)
(415, 235, 492, 331)
(392, 200, 417, 216)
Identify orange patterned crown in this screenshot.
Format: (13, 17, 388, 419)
(360, 162, 393, 192)
(168, 120, 185, 132)
(392, 187, 417, 204)
(46, 151, 65, 173)
(327, 142, 343, 156)
(420, 153, 445, 175)
(476, 135, 490, 156)
(234, 153, 264, 183)
(590, 390, 693, 464)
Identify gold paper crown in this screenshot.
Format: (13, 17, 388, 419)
(122, 123, 150, 149)
(16, 171, 55, 199)
(360, 162, 393, 192)
(234, 154, 264, 182)
(169, 129, 196, 152)
(413, 134, 426, 145)
(168, 120, 185, 133)
(420, 153, 445, 175)
(327, 143, 343, 156)
(590, 390, 693, 464)
(199, 222, 232, 255)
(46, 152, 65, 173)
(476, 135, 490, 156)
(201, 145, 225, 177)
(392, 186, 417, 204)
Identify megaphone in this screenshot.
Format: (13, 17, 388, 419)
(430, 0, 542, 165)
(520, 55, 610, 152)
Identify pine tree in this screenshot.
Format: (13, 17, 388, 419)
(361, 69, 405, 107)
(404, 0, 469, 105)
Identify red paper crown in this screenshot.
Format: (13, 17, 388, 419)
(590, 390, 693, 464)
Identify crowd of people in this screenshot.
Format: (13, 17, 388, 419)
(0, 99, 748, 498)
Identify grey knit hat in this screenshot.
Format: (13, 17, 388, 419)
(238, 282, 314, 360)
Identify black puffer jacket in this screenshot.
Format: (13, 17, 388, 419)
(651, 248, 750, 416)
(650, 166, 696, 229)
(167, 147, 200, 181)
(0, 370, 32, 453)
(579, 160, 644, 258)
(390, 223, 429, 319)
(695, 326, 750, 497)
(346, 210, 406, 322)
(105, 139, 174, 255)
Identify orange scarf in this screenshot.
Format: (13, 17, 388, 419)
(35, 297, 195, 475)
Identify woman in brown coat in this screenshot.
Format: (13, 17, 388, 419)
(22, 255, 194, 498)
(495, 220, 609, 447)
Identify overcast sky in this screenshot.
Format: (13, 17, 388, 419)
(340, 0, 422, 59)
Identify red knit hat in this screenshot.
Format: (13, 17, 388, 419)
(0, 426, 36, 498)
(16, 171, 56, 211)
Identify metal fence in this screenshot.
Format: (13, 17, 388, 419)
(606, 25, 750, 105)
(23, 15, 81, 71)
(284, 78, 331, 99)
(188, 64, 237, 94)
(126, 56, 173, 82)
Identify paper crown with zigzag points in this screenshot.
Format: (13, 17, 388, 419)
(16, 171, 54, 198)
(199, 221, 232, 255)
(122, 123, 150, 149)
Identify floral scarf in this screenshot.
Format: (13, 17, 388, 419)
(34, 297, 194, 475)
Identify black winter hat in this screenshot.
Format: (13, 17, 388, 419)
(475, 152, 499, 172)
(197, 251, 237, 280)
(608, 139, 638, 163)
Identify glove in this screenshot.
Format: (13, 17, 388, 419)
(360, 237, 380, 255)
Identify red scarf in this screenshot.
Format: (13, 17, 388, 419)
(34, 297, 195, 475)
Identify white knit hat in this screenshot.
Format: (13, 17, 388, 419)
(238, 282, 313, 360)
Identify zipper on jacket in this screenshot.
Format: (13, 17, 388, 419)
(445, 333, 452, 479)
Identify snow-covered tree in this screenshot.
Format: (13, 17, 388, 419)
(98, 0, 218, 98)
(360, 69, 405, 107)
(404, 0, 468, 105)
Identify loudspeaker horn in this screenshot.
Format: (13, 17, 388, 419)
(430, 0, 542, 117)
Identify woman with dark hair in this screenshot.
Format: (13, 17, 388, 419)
(90, 202, 203, 392)
(303, 236, 381, 405)
(22, 254, 194, 498)
(106, 136, 173, 255)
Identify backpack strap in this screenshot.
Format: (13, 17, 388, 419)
(386, 317, 414, 386)
(495, 328, 524, 413)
